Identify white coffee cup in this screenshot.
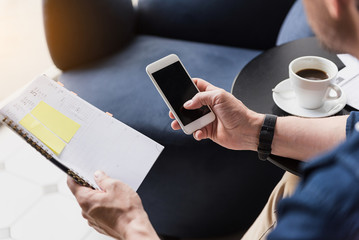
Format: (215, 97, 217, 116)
(289, 56, 342, 109)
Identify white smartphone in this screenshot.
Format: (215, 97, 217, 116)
(146, 54, 216, 135)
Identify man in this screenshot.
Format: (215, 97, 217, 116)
(67, 0, 359, 239)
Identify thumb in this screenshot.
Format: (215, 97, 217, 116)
(94, 170, 110, 191)
(184, 91, 218, 110)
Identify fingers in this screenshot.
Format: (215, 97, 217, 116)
(183, 93, 203, 110)
(171, 120, 181, 130)
(169, 111, 181, 130)
(67, 176, 78, 193)
(67, 176, 92, 196)
(94, 170, 112, 191)
(67, 176, 96, 212)
(193, 128, 208, 141)
(184, 90, 221, 110)
(169, 111, 175, 119)
(169, 78, 221, 131)
(192, 78, 217, 92)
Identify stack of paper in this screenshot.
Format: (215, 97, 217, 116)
(336, 54, 359, 110)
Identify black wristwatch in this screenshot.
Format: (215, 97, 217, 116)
(257, 114, 277, 161)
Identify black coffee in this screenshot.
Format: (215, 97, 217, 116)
(296, 68, 329, 80)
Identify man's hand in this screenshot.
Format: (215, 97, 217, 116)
(67, 171, 159, 240)
(170, 78, 264, 151)
(170, 78, 348, 160)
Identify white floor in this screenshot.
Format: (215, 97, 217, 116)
(0, 124, 115, 240)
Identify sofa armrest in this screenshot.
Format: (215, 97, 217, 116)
(43, 0, 135, 70)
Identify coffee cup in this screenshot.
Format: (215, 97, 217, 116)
(289, 56, 342, 109)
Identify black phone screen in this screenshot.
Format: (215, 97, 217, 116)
(152, 61, 210, 126)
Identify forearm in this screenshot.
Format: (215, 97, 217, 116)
(120, 211, 160, 240)
(180, 79, 349, 161)
(271, 115, 348, 161)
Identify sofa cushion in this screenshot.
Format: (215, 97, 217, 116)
(136, 0, 296, 50)
(59, 35, 261, 146)
(58, 35, 284, 237)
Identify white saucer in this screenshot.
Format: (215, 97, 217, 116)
(272, 79, 347, 118)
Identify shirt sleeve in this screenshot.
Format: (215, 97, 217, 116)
(346, 111, 359, 137)
(267, 132, 359, 240)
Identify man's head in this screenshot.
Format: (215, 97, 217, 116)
(303, 0, 359, 58)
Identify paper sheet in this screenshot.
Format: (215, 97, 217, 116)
(0, 75, 164, 190)
(337, 54, 359, 110)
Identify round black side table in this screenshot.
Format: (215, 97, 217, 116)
(231, 37, 352, 176)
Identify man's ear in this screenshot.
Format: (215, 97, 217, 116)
(325, 0, 353, 18)
(324, 0, 341, 19)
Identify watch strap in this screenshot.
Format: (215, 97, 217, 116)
(257, 114, 277, 161)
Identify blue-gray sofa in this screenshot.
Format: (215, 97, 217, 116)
(42, 0, 313, 238)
